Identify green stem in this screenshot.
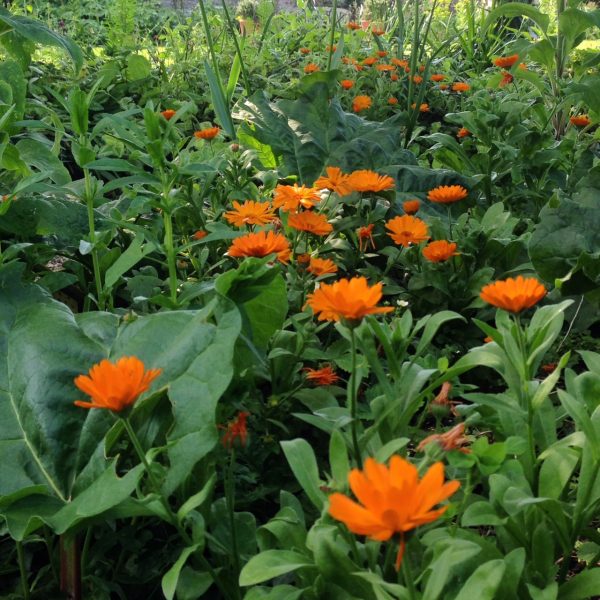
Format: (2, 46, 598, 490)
(16, 541, 30, 600)
(84, 169, 104, 310)
(349, 328, 362, 469)
(327, 0, 338, 71)
(163, 210, 179, 303)
(220, 0, 251, 96)
(400, 550, 417, 599)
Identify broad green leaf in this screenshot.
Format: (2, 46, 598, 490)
(483, 3, 550, 34)
(15, 139, 71, 184)
(559, 568, 600, 600)
(240, 550, 314, 586)
(281, 438, 326, 510)
(104, 234, 156, 290)
(126, 53, 152, 80)
(204, 59, 235, 138)
(329, 429, 350, 486)
(162, 544, 201, 600)
(453, 559, 505, 600)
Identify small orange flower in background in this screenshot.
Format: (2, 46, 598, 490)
(386, 215, 429, 247)
(353, 95, 372, 113)
(357, 223, 375, 252)
(541, 362, 557, 374)
(363, 57, 378, 66)
(304, 63, 320, 74)
(314, 166, 353, 196)
(74, 357, 162, 412)
(493, 53, 519, 68)
(307, 257, 338, 276)
(193, 230, 208, 240)
(480, 275, 547, 313)
(377, 50, 388, 57)
(439, 83, 448, 90)
(224, 200, 276, 227)
(340, 79, 354, 90)
(347, 170, 395, 193)
(296, 252, 311, 266)
(457, 127, 470, 138)
(519, 63, 527, 70)
(371, 27, 385, 36)
(412, 75, 423, 84)
(305, 277, 393, 322)
(288, 211, 333, 236)
(419, 64, 426, 72)
(376, 64, 396, 72)
(570, 114, 591, 127)
(391, 58, 408, 68)
(221, 411, 250, 450)
(228, 230, 291, 263)
(194, 126, 220, 140)
(452, 82, 470, 92)
(427, 185, 468, 204)
(273, 184, 321, 212)
(326, 45, 337, 52)
(484, 336, 493, 343)
(347, 21, 361, 30)
(403, 199, 420, 215)
(305, 364, 340, 385)
(300, 47, 311, 54)
(161, 109, 176, 120)
(417, 423, 471, 454)
(388, 97, 399, 105)
(430, 74, 445, 82)
(422, 240, 459, 263)
(390, 73, 399, 81)
(328, 455, 460, 570)
(411, 102, 429, 112)
(499, 71, 514, 87)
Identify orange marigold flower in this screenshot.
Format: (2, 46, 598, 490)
(457, 127, 470, 138)
(300, 47, 311, 54)
(221, 411, 250, 449)
(353, 95, 372, 113)
(161, 109, 176, 120)
(402, 199, 420, 215)
(304, 62, 320, 73)
(412, 75, 423, 84)
(193, 230, 208, 240)
(493, 53, 519, 68)
(223, 200, 276, 227)
(305, 365, 340, 385)
(391, 58, 408, 68)
(388, 97, 399, 105)
(340, 79, 354, 90)
(499, 70, 514, 87)
(371, 27, 385, 36)
(427, 185, 468, 204)
(288, 211, 333, 236)
(355, 64, 365, 72)
(307, 257, 338, 276)
(484, 336, 493, 343)
(363, 57, 378, 66)
(422, 240, 459, 263)
(194, 126, 220, 140)
(74, 356, 162, 412)
(305, 277, 393, 322)
(314, 166, 354, 196)
(347, 170, 395, 193)
(439, 84, 448, 90)
(273, 184, 321, 212)
(328, 455, 460, 570)
(417, 423, 471, 454)
(480, 275, 547, 313)
(377, 50, 388, 57)
(419, 64, 425, 72)
(541, 362, 557, 374)
(452, 82, 470, 92)
(296, 252, 311, 265)
(386, 215, 429, 247)
(430, 74, 445, 82)
(376, 64, 396, 72)
(326, 45, 337, 52)
(570, 114, 591, 127)
(228, 230, 291, 263)
(410, 102, 429, 112)
(357, 224, 375, 252)
(347, 21, 361, 30)
(390, 73, 399, 81)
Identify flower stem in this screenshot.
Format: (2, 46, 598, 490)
(349, 328, 363, 469)
(225, 450, 242, 600)
(84, 169, 104, 310)
(16, 541, 30, 600)
(163, 210, 179, 303)
(399, 544, 417, 600)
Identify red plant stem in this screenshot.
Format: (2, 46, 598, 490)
(60, 533, 81, 600)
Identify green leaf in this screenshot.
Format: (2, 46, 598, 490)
(0, 7, 83, 73)
(104, 234, 156, 290)
(126, 53, 152, 80)
(539, 446, 579, 499)
(483, 3, 550, 34)
(461, 501, 506, 526)
(204, 59, 235, 138)
(15, 139, 71, 184)
(559, 568, 600, 600)
(162, 545, 201, 600)
(453, 559, 505, 600)
(329, 429, 350, 486)
(239, 550, 313, 586)
(281, 438, 326, 510)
